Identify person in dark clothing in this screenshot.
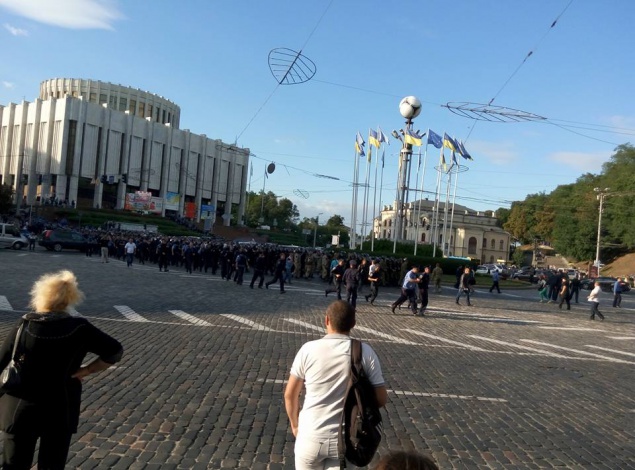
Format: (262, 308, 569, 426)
(365, 259, 381, 304)
(265, 253, 287, 293)
(157, 239, 170, 272)
(392, 266, 420, 315)
(569, 274, 581, 303)
(0, 270, 123, 470)
(234, 251, 247, 285)
(418, 266, 431, 315)
(455, 267, 472, 306)
(250, 252, 267, 288)
(325, 259, 345, 300)
(558, 277, 571, 310)
(342, 260, 360, 309)
(357, 258, 369, 294)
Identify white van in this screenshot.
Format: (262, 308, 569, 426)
(0, 223, 28, 250)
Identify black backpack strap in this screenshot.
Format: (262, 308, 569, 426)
(338, 338, 362, 469)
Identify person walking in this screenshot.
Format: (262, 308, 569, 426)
(234, 250, 248, 285)
(391, 265, 420, 315)
(325, 259, 345, 300)
(613, 277, 623, 308)
(431, 263, 443, 293)
(249, 252, 266, 289)
(588, 281, 605, 321)
(489, 270, 501, 293)
(365, 259, 381, 305)
(124, 238, 136, 268)
(418, 266, 431, 316)
(558, 277, 571, 310)
(342, 260, 360, 309)
(284, 300, 387, 469)
(456, 267, 473, 306)
(0, 270, 123, 470)
(265, 253, 287, 293)
(569, 274, 581, 303)
(537, 275, 549, 302)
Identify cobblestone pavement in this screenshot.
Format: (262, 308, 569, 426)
(0, 249, 634, 469)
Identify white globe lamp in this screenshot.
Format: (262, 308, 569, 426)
(399, 96, 422, 120)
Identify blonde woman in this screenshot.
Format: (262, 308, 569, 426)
(0, 270, 123, 469)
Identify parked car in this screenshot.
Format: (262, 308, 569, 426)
(580, 276, 630, 293)
(38, 229, 97, 252)
(0, 223, 28, 250)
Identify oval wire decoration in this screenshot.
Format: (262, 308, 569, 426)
(444, 102, 546, 123)
(293, 189, 310, 199)
(268, 48, 317, 85)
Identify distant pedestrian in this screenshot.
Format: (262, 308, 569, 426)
(417, 266, 430, 316)
(431, 263, 443, 293)
(124, 238, 136, 267)
(249, 252, 266, 289)
(588, 281, 605, 321)
(489, 270, 501, 293)
(365, 259, 381, 305)
(325, 259, 345, 300)
(391, 266, 420, 315)
(613, 277, 623, 308)
(537, 276, 549, 302)
(569, 274, 581, 303)
(558, 277, 571, 310)
(456, 267, 472, 306)
(342, 260, 360, 309)
(265, 253, 287, 293)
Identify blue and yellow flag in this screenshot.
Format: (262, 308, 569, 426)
(443, 133, 457, 152)
(355, 132, 365, 154)
(439, 148, 447, 172)
(458, 140, 473, 161)
(377, 127, 390, 146)
(369, 129, 380, 148)
(404, 128, 422, 146)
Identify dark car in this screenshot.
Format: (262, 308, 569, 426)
(38, 229, 97, 252)
(580, 276, 631, 293)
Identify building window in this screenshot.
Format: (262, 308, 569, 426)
(139, 102, 145, 118)
(490, 239, 496, 249)
(162, 109, 166, 123)
(421, 233, 426, 242)
(129, 100, 136, 115)
(483, 238, 487, 248)
(147, 104, 153, 119)
(109, 95, 117, 109)
(490, 255, 495, 263)
(500, 240, 504, 251)
(99, 94, 107, 105)
(119, 98, 127, 112)
(388, 219, 392, 227)
(468, 237, 477, 255)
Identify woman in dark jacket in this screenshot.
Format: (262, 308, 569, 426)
(0, 270, 123, 470)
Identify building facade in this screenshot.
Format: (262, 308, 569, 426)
(374, 199, 511, 264)
(0, 79, 249, 225)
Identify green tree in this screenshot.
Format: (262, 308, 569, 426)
(244, 191, 299, 228)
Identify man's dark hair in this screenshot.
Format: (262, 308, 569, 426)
(326, 300, 355, 333)
(375, 451, 439, 470)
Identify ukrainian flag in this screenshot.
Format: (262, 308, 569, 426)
(369, 129, 380, 148)
(404, 128, 422, 146)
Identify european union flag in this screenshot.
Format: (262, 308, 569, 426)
(427, 129, 443, 149)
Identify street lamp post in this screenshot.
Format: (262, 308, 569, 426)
(313, 212, 323, 248)
(594, 187, 610, 276)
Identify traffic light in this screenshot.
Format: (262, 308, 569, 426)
(100, 175, 107, 184)
(121, 173, 128, 184)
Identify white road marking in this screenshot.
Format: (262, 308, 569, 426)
(468, 335, 571, 358)
(0, 296, 13, 311)
(17, 254, 28, 257)
(284, 318, 324, 333)
(428, 309, 542, 324)
(585, 345, 635, 358)
(220, 314, 275, 331)
(68, 307, 83, 317)
(538, 327, 599, 331)
(404, 330, 490, 351)
(114, 305, 150, 322)
(390, 389, 507, 403)
(608, 336, 635, 340)
(353, 326, 419, 345)
(259, 379, 507, 402)
(519, 340, 635, 365)
(169, 310, 212, 326)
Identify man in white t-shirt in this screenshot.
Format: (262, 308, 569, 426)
(124, 238, 136, 268)
(284, 300, 387, 469)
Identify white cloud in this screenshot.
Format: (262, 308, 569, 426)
(3, 23, 28, 36)
(2, 81, 15, 89)
(0, 0, 123, 30)
(468, 140, 519, 165)
(549, 151, 609, 174)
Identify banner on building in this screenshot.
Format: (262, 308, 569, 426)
(149, 197, 163, 214)
(164, 192, 181, 211)
(124, 191, 153, 212)
(184, 202, 197, 219)
(200, 204, 216, 220)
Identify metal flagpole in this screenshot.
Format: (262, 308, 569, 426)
(351, 147, 360, 249)
(378, 148, 385, 242)
(442, 167, 452, 257)
(431, 146, 444, 258)
(370, 144, 379, 252)
(360, 145, 372, 251)
(448, 162, 461, 256)
(414, 144, 428, 256)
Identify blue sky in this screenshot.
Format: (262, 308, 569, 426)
(1, 0, 634, 230)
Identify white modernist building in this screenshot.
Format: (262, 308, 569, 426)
(0, 78, 249, 225)
(374, 199, 511, 264)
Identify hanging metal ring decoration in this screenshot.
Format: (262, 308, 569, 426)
(268, 48, 317, 85)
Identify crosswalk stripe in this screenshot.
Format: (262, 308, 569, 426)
(353, 325, 419, 345)
(220, 314, 274, 331)
(538, 327, 598, 331)
(169, 310, 212, 326)
(405, 330, 490, 351)
(284, 318, 324, 332)
(468, 335, 570, 358)
(608, 336, 635, 340)
(390, 389, 507, 402)
(0, 296, 13, 311)
(519, 340, 635, 365)
(114, 305, 150, 322)
(585, 345, 635, 358)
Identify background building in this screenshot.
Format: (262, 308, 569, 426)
(374, 199, 511, 263)
(0, 78, 249, 225)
